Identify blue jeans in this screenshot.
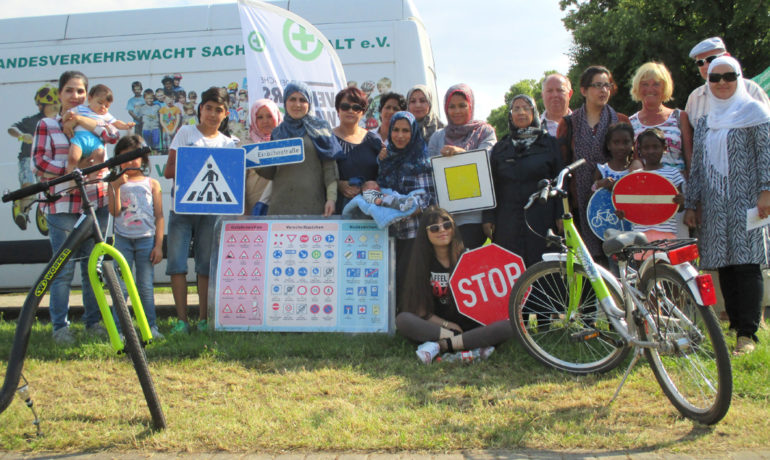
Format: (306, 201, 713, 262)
(165, 211, 218, 276)
(46, 206, 109, 331)
(113, 235, 157, 329)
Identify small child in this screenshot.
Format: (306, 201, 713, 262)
(67, 84, 134, 173)
(360, 180, 417, 212)
(592, 122, 642, 192)
(135, 89, 161, 152)
(108, 134, 165, 339)
(182, 102, 197, 126)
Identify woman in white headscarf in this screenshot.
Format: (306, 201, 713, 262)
(684, 56, 770, 355)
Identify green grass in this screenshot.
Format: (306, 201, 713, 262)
(0, 318, 768, 454)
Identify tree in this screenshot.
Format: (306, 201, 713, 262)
(559, 0, 770, 115)
(486, 72, 557, 139)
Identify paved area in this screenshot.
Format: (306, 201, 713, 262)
(1, 450, 769, 459)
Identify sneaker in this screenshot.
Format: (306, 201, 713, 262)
(150, 326, 165, 340)
(478, 346, 495, 360)
(197, 319, 208, 332)
(12, 201, 28, 230)
(733, 336, 756, 356)
(52, 326, 75, 345)
(416, 341, 440, 364)
(170, 320, 190, 335)
(86, 322, 108, 337)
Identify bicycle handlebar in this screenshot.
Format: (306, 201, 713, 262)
(2, 146, 150, 203)
(527, 158, 587, 209)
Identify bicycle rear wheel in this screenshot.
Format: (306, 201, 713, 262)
(639, 264, 732, 425)
(102, 260, 167, 430)
(509, 260, 630, 374)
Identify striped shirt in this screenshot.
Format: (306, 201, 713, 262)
(632, 167, 685, 235)
(685, 79, 770, 128)
(32, 116, 111, 214)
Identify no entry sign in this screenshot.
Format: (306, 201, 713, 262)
(612, 171, 678, 226)
(449, 244, 526, 325)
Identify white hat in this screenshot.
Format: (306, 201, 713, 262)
(689, 37, 726, 59)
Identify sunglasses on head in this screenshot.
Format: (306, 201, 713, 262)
(708, 72, 739, 83)
(695, 53, 725, 67)
(426, 221, 453, 233)
(340, 102, 364, 112)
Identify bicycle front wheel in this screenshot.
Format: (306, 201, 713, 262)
(102, 260, 167, 430)
(509, 260, 630, 374)
(639, 264, 732, 425)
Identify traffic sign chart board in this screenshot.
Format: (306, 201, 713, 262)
(449, 244, 526, 326)
(174, 146, 246, 215)
(612, 171, 679, 226)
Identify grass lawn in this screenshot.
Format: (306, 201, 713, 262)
(0, 317, 768, 454)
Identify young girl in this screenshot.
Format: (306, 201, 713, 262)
(108, 134, 164, 339)
(592, 122, 642, 191)
(633, 128, 685, 240)
(395, 207, 513, 364)
(163, 86, 238, 333)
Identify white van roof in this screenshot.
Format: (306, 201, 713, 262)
(0, 0, 424, 44)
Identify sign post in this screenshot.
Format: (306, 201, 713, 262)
(449, 244, 526, 325)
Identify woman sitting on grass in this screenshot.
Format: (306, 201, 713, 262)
(395, 206, 513, 364)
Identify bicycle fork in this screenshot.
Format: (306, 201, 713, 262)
(87, 242, 153, 352)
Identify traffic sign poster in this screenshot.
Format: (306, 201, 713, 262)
(243, 137, 304, 168)
(174, 146, 246, 215)
(214, 218, 391, 333)
(431, 149, 496, 214)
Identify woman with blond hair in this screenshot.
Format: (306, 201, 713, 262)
(629, 61, 693, 177)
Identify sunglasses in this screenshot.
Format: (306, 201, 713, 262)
(695, 53, 725, 67)
(426, 221, 453, 234)
(708, 72, 739, 83)
(340, 102, 364, 112)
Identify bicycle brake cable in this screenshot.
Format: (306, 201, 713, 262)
(17, 373, 42, 437)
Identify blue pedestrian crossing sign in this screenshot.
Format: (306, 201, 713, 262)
(174, 147, 246, 215)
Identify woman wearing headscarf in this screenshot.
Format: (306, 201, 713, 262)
(378, 111, 437, 292)
(406, 84, 444, 143)
(428, 83, 497, 249)
(245, 98, 282, 215)
(557, 66, 629, 262)
(683, 56, 770, 355)
(482, 94, 562, 266)
(257, 81, 342, 216)
(333, 86, 383, 213)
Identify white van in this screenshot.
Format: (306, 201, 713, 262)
(0, 0, 438, 290)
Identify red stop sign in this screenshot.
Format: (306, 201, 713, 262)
(449, 244, 526, 325)
(612, 171, 679, 226)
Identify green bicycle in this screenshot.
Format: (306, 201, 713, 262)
(508, 159, 732, 425)
(1, 147, 166, 430)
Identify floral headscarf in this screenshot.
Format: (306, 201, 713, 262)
(248, 98, 282, 143)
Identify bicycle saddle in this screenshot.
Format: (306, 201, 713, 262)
(602, 229, 648, 257)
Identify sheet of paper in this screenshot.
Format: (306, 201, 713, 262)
(746, 207, 770, 231)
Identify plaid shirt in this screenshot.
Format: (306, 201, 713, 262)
(391, 171, 436, 239)
(32, 116, 110, 214)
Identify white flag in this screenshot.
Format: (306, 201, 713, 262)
(238, 0, 347, 127)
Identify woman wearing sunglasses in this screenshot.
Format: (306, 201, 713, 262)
(333, 86, 383, 213)
(557, 66, 629, 264)
(683, 56, 770, 356)
(397, 207, 513, 364)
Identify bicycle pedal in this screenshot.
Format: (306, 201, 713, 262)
(570, 329, 600, 341)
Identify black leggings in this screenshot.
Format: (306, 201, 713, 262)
(718, 264, 763, 341)
(395, 312, 514, 349)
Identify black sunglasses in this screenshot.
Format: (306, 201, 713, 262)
(426, 221, 453, 234)
(340, 102, 364, 112)
(695, 53, 724, 67)
(708, 72, 739, 83)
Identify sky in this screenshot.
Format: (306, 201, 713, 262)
(0, 0, 574, 122)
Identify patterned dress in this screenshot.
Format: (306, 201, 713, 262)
(685, 118, 770, 269)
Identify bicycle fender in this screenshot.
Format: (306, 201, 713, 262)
(540, 252, 625, 316)
(639, 254, 707, 306)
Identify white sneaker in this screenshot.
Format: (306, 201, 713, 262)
(86, 322, 107, 337)
(416, 341, 440, 364)
(150, 326, 165, 340)
(52, 326, 75, 345)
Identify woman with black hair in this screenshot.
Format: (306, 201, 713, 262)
(396, 207, 513, 364)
